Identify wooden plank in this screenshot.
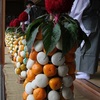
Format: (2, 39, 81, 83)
(0, 0, 5, 64)
(74, 79, 100, 100)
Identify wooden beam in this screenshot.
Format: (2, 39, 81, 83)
(74, 79, 100, 100)
(0, 0, 5, 65)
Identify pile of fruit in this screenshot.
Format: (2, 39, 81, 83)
(5, 31, 29, 81)
(22, 30, 76, 100)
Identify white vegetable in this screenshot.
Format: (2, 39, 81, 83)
(58, 64, 69, 77)
(35, 74, 49, 88)
(20, 71, 27, 79)
(37, 52, 49, 65)
(34, 40, 43, 52)
(62, 76, 73, 87)
(25, 82, 33, 94)
(26, 58, 35, 69)
(27, 94, 35, 100)
(51, 52, 65, 66)
(48, 90, 60, 100)
(62, 86, 73, 99)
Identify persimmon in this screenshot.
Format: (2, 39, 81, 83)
(22, 91, 28, 100)
(33, 88, 46, 100)
(27, 69, 36, 81)
(65, 53, 75, 63)
(19, 45, 24, 51)
(70, 84, 74, 91)
(44, 48, 58, 56)
(36, 28, 43, 40)
(12, 57, 16, 62)
(26, 52, 29, 58)
(70, 74, 75, 80)
(32, 62, 43, 75)
(29, 50, 38, 60)
(13, 40, 18, 45)
(16, 56, 23, 63)
(49, 77, 62, 90)
(68, 45, 77, 53)
(23, 78, 29, 88)
(43, 64, 57, 77)
(67, 62, 76, 75)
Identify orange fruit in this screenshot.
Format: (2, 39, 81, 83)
(49, 77, 62, 90)
(29, 51, 38, 60)
(43, 64, 57, 77)
(13, 57, 16, 62)
(65, 53, 75, 63)
(17, 56, 23, 63)
(13, 40, 18, 45)
(67, 62, 76, 75)
(19, 45, 24, 51)
(22, 91, 28, 100)
(32, 62, 43, 75)
(68, 44, 77, 53)
(70, 84, 74, 91)
(26, 52, 29, 58)
(33, 88, 46, 100)
(27, 69, 36, 81)
(23, 78, 29, 88)
(36, 28, 43, 39)
(44, 48, 57, 56)
(70, 74, 75, 80)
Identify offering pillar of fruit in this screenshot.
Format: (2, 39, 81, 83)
(22, 0, 90, 100)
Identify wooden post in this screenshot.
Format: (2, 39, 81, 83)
(0, 0, 5, 65)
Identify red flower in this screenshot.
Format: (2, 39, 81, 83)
(9, 19, 14, 27)
(18, 11, 28, 22)
(13, 18, 20, 27)
(45, 0, 74, 14)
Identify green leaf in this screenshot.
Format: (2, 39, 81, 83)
(26, 16, 45, 41)
(26, 27, 39, 52)
(42, 22, 61, 55)
(64, 22, 78, 40)
(60, 24, 75, 57)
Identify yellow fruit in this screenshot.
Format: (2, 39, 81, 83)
(15, 68, 21, 75)
(20, 64, 27, 71)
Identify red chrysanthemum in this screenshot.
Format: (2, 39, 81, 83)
(9, 19, 14, 27)
(13, 18, 20, 27)
(45, 0, 74, 14)
(18, 11, 28, 22)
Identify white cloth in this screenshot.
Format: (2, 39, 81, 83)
(69, 0, 91, 47)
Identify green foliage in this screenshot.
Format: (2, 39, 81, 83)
(5, 27, 16, 33)
(26, 13, 91, 55)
